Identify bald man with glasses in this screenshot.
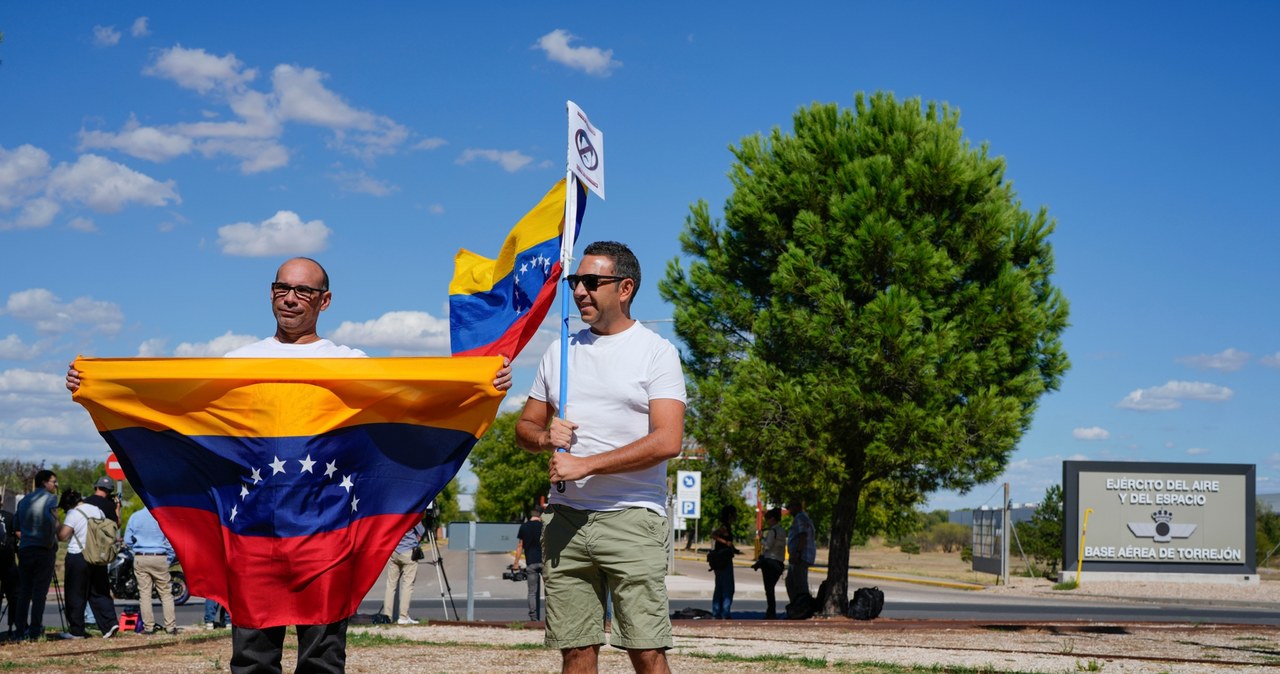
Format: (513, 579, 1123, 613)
(68, 256, 512, 674)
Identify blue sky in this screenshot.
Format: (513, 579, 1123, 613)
(2, 3, 1277, 511)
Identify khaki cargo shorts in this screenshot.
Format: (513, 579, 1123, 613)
(542, 505, 672, 651)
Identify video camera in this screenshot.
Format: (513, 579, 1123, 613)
(502, 566, 528, 582)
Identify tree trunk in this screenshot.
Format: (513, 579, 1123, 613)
(820, 476, 862, 616)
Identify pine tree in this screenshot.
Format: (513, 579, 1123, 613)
(660, 92, 1070, 615)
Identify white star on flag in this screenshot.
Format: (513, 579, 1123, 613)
(251, 468, 262, 484)
(230, 505, 238, 522)
(340, 475, 354, 492)
(299, 455, 316, 473)
(325, 461, 337, 479)
(270, 456, 287, 475)
(351, 497, 360, 512)
(240, 485, 249, 499)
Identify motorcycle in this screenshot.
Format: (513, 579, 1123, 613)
(108, 547, 191, 606)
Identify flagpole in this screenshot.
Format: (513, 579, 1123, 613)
(556, 112, 579, 493)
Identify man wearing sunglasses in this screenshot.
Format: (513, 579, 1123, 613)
(516, 241, 686, 674)
(68, 256, 513, 673)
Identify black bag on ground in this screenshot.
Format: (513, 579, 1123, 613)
(849, 586, 885, 620)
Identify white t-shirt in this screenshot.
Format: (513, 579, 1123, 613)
(226, 337, 367, 359)
(64, 503, 107, 555)
(529, 321, 686, 514)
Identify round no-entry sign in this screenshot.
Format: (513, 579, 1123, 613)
(105, 453, 125, 481)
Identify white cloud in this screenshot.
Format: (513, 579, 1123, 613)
(47, 154, 180, 213)
(173, 331, 259, 357)
(456, 148, 533, 172)
(0, 335, 43, 360)
(0, 144, 52, 210)
(1072, 426, 1110, 441)
(92, 25, 122, 47)
(3, 288, 124, 335)
(85, 46, 410, 174)
(413, 138, 447, 151)
(271, 65, 408, 160)
(1176, 347, 1251, 372)
(68, 216, 96, 232)
(144, 45, 258, 94)
(330, 311, 450, 353)
(0, 369, 63, 394)
(534, 29, 621, 77)
(131, 17, 150, 38)
(1117, 380, 1234, 411)
(136, 338, 168, 357)
(1186, 447, 1209, 456)
(428, 204, 445, 215)
(1261, 352, 1280, 368)
(12, 197, 60, 229)
(79, 116, 195, 162)
(217, 210, 330, 256)
(501, 393, 529, 413)
(331, 170, 397, 197)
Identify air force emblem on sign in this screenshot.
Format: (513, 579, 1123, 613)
(1127, 508, 1196, 543)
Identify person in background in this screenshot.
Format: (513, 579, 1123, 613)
(752, 507, 786, 619)
(511, 505, 545, 621)
(380, 518, 426, 625)
(57, 489, 119, 639)
(709, 505, 739, 619)
(204, 600, 229, 630)
(0, 507, 19, 639)
(14, 470, 59, 641)
(125, 506, 178, 634)
(84, 476, 121, 524)
(784, 499, 816, 619)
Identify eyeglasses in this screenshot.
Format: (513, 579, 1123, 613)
(271, 282, 327, 300)
(566, 274, 626, 292)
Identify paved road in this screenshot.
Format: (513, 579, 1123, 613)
(25, 544, 1280, 633)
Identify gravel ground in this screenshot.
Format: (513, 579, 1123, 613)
(1, 617, 1277, 673)
(2, 579, 1274, 673)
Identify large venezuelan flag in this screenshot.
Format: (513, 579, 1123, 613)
(449, 179, 586, 358)
(72, 356, 504, 629)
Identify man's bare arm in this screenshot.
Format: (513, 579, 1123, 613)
(548, 399, 685, 483)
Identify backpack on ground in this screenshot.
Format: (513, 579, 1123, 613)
(74, 506, 120, 565)
(849, 586, 885, 620)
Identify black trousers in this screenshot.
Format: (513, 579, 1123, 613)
(0, 549, 18, 631)
(231, 619, 348, 674)
(63, 552, 117, 636)
(14, 546, 55, 638)
(760, 558, 784, 618)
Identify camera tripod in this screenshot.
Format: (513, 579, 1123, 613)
(422, 524, 458, 621)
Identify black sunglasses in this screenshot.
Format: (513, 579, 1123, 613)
(271, 282, 327, 301)
(566, 274, 627, 292)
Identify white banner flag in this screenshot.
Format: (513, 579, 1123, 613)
(567, 100, 605, 200)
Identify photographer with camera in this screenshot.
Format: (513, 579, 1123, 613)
(510, 505, 544, 621)
(379, 518, 426, 625)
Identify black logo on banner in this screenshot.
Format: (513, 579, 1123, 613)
(575, 129, 598, 171)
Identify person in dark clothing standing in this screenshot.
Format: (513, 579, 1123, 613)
(0, 508, 19, 638)
(15, 469, 59, 640)
(511, 505, 544, 621)
(709, 505, 739, 619)
(83, 477, 121, 524)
